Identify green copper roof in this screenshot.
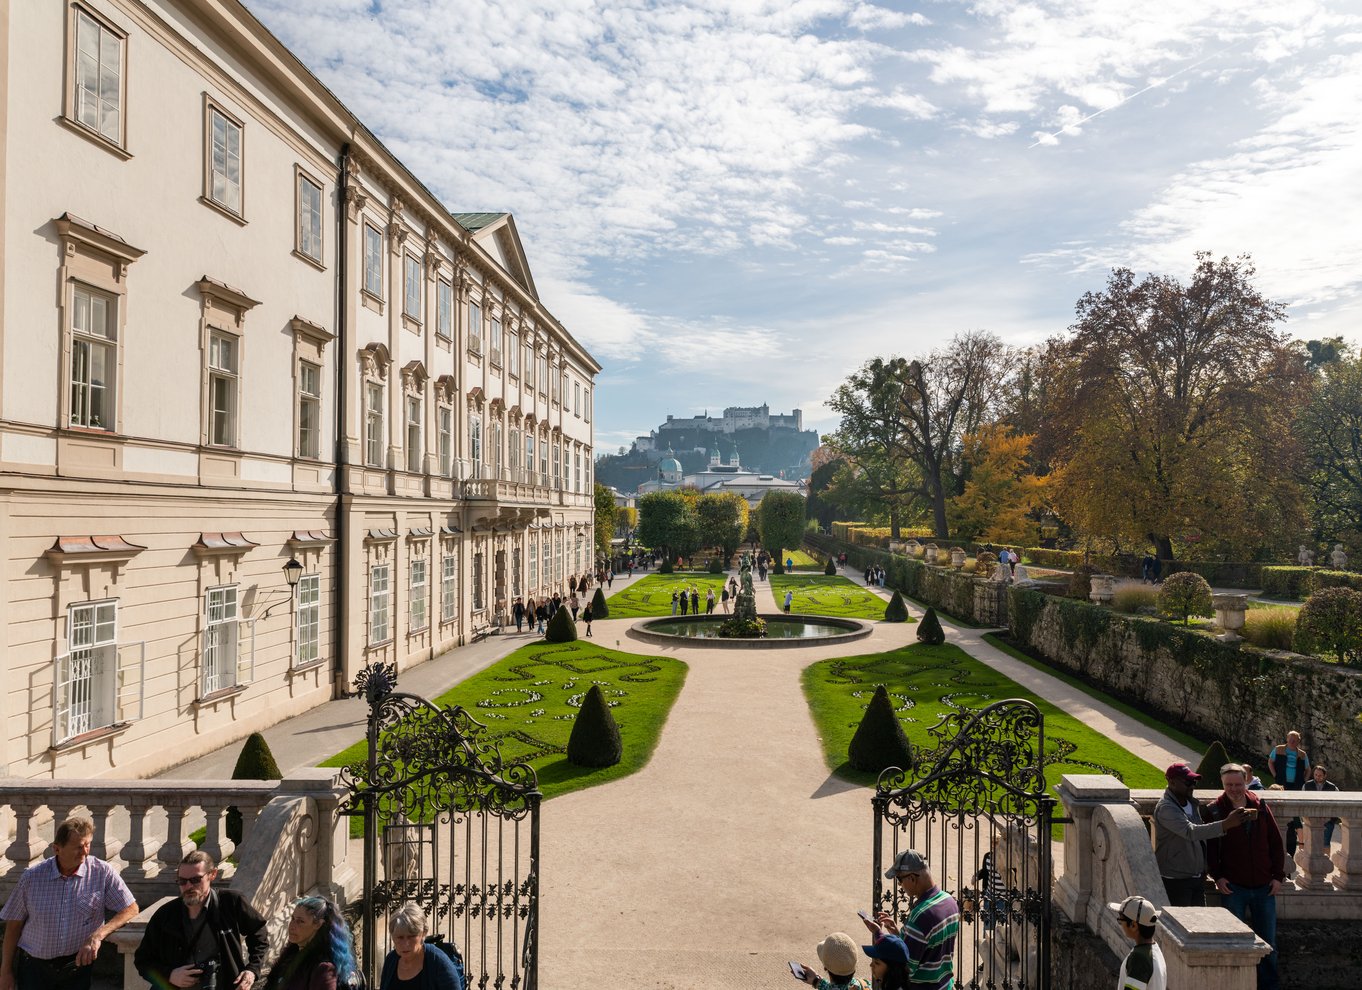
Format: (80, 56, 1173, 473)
(452, 212, 508, 232)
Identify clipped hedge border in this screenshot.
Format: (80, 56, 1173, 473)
(1261, 566, 1362, 600)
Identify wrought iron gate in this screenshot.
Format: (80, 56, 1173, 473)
(872, 699, 1054, 990)
(339, 663, 541, 988)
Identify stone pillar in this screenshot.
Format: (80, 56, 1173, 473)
(1054, 775, 1130, 926)
(281, 768, 360, 903)
(1157, 907, 1269, 990)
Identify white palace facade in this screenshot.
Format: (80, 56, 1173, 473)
(0, 0, 600, 780)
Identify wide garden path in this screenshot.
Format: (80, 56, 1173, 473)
(536, 568, 1193, 989)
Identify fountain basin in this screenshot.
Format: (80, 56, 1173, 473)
(630, 613, 873, 649)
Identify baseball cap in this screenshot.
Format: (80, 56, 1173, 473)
(1117, 895, 1160, 927)
(862, 936, 910, 965)
(883, 849, 928, 879)
(1165, 762, 1201, 784)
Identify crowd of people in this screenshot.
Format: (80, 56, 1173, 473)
(0, 817, 465, 990)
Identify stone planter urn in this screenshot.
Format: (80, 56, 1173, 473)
(951, 548, 967, 569)
(924, 543, 939, 564)
(1088, 574, 1116, 605)
(906, 540, 920, 557)
(1212, 593, 1249, 642)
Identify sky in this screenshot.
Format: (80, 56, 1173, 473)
(245, 0, 1362, 454)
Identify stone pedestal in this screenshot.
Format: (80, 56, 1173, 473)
(1212, 593, 1248, 643)
(951, 547, 966, 568)
(1158, 907, 1270, 990)
(1089, 574, 1116, 604)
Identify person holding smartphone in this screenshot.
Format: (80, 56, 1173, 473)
(788, 932, 869, 989)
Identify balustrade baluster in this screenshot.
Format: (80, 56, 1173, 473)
(88, 803, 124, 864)
(201, 803, 234, 865)
(1334, 815, 1362, 891)
(3, 802, 51, 868)
(158, 803, 193, 870)
(120, 799, 156, 880)
(239, 802, 258, 848)
(1295, 818, 1333, 889)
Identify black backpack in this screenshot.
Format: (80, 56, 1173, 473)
(423, 935, 467, 990)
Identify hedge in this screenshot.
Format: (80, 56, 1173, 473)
(1261, 567, 1362, 600)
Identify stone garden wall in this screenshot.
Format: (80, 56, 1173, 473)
(1007, 587, 1362, 775)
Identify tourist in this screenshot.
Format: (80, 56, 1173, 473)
(861, 935, 911, 990)
(1114, 896, 1166, 990)
(262, 897, 360, 990)
(787, 556, 794, 571)
(758, 561, 767, 581)
(512, 597, 525, 632)
(607, 569, 614, 587)
(705, 588, 715, 614)
(972, 850, 1005, 931)
(863, 849, 959, 989)
(1267, 730, 1309, 856)
(1302, 764, 1340, 847)
(379, 902, 463, 990)
(784, 589, 794, 613)
(1242, 764, 1265, 790)
(671, 590, 679, 615)
(679, 589, 689, 615)
(791, 932, 869, 989)
(582, 603, 594, 637)
(536, 601, 547, 635)
(720, 586, 730, 613)
(1206, 764, 1284, 990)
(1153, 761, 1243, 906)
(729, 576, 739, 597)
(690, 587, 700, 614)
(569, 592, 580, 621)
(0, 816, 138, 990)
(134, 850, 269, 990)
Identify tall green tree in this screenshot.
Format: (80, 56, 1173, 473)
(696, 492, 749, 561)
(593, 483, 617, 564)
(1298, 348, 1362, 549)
(757, 491, 807, 569)
(636, 490, 699, 564)
(1045, 254, 1308, 559)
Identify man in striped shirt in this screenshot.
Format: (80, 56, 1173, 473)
(868, 849, 960, 990)
(0, 816, 138, 990)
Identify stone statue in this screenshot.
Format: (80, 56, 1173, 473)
(1331, 544, 1348, 570)
(1297, 545, 1314, 566)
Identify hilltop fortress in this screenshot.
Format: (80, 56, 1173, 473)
(635, 404, 804, 444)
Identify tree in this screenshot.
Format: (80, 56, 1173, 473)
(1045, 254, 1309, 560)
(593, 483, 616, 565)
(1158, 572, 1213, 625)
(947, 424, 1046, 543)
(1297, 350, 1362, 549)
(636, 490, 699, 564)
(757, 491, 807, 571)
(696, 492, 749, 562)
(805, 456, 844, 531)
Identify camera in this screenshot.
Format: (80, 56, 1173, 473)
(199, 959, 219, 990)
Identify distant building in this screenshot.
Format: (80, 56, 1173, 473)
(636, 446, 802, 508)
(655, 403, 803, 436)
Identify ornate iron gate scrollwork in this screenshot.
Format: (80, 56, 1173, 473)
(339, 663, 541, 989)
(872, 699, 1054, 990)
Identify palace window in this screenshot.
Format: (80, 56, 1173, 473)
(69, 284, 117, 430)
(404, 254, 422, 321)
(441, 551, 458, 623)
(295, 574, 320, 666)
(205, 103, 244, 217)
(368, 564, 391, 644)
(207, 332, 239, 447)
(470, 414, 482, 476)
(363, 224, 383, 298)
(508, 331, 519, 376)
(469, 301, 483, 353)
(410, 556, 428, 632)
(438, 405, 453, 477)
(296, 171, 323, 263)
(405, 395, 422, 473)
(365, 381, 384, 467)
(55, 600, 117, 742)
(437, 278, 452, 339)
(472, 551, 485, 611)
(201, 586, 241, 696)
(297, 360, 321, 459)
(68, 5, 125, 147)
(490, 318, 503, 365)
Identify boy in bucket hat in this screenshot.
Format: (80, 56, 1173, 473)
(1115, 895, 1166, 990)
(1152, 761, 1246, 906)
(790, 931, 869, 988)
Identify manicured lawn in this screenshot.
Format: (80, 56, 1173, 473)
(322, 641, 687, 833)
(781, 548, 822, 570)
(770, 574, 896, 620)
(602, 573, 735, 617)
(801, 642, 1168, 798)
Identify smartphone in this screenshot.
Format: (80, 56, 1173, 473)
(789, 961, 806, 980)
(857, 909, 872, 922)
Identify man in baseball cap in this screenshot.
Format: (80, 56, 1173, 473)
(1153, 761, 1246, 906)
(863, 849, 959, 990)
(1115, 895, 1166, 990)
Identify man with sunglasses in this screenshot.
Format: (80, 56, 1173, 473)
(863, 849, 960, 989)
(134, 851, 268, 989)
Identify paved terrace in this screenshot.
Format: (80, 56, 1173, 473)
(161, 566, 1193, 989)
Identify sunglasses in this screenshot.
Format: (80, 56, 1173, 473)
(176, 874, 208, 887)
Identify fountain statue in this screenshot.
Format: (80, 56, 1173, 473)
(719, 554, 765, 636)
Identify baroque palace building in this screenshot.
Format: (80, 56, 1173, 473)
(0, 0, 599, 780)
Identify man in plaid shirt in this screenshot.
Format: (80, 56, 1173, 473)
(0, 817, 138, 990)
(865, 849, 960, 990)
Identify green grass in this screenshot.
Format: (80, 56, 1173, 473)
(602, 573, 735, 617)
(321, 641, 687, 834)
(781, 549, 822, 570)
(981, 633, 1210, 753)
(801, 642, 1170, 804)
(770, 574, 898, 620)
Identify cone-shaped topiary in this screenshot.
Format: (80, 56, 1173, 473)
(848, 685, 914, 774)
(884, 590, 909, 623)
(1195, 740, 1232, 784)
(545, 606, 578, 643)
(590, 587, 609, 619)
(708, 557, 724, 574)
(916, 606, 945, 645)
(566, 684, 623, 767)
(659, 558, 675, 574)
(825, 558, 838, 576)
(227, 732, 283, 843)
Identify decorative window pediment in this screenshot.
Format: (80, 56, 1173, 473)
(192, 532, 259, 557)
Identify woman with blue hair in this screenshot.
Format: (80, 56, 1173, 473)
(263, 896, 360, 990)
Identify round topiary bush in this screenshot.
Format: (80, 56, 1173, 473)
(848, 685, 914, 774)
(825, 557, 838, 576)
(590, 587, 609, 619)
(1195, 740, 1232, 783)
(916, 607, 945, 645)
(659, 558, 675, 574)
(708, 557, 724, 574)
(545, 606, 578, 643)
(566, 685, 622, 767)
(884, 590, 909, 623)
(227, 732, 282, 843)
(1158, 571, 1213, 625)
(1294, 586, 1362, 664)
